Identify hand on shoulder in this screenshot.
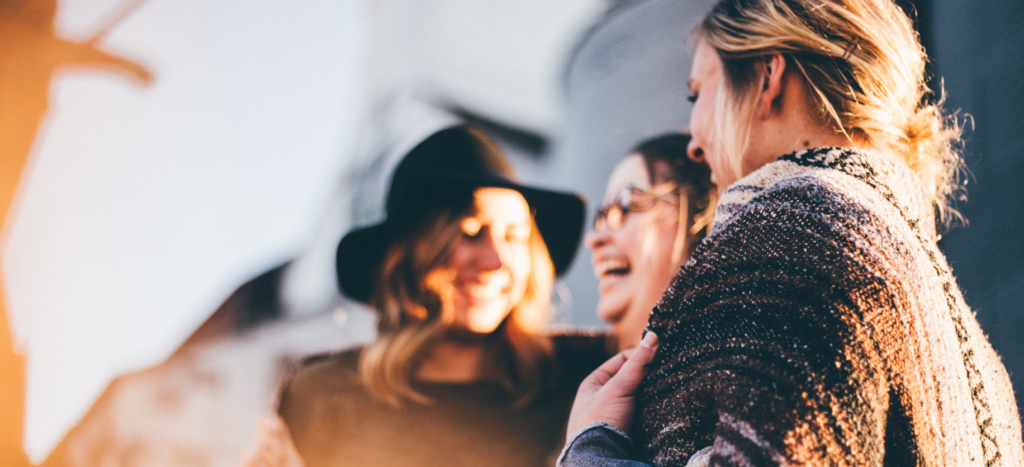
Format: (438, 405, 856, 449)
(566, 331, 659, 437)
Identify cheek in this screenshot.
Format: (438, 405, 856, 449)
(690, 85, 722, 154)
(508, 248, 532, 291)
(447, 241, 472, 275)
(611, 225, 643, 265)
(640, 216, 682, 279)
(691, 98, 712, 140)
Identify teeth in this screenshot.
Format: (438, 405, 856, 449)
(460, 283, 505, 300)
(593, 259, 631, 278)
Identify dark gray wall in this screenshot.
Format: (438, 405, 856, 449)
(926, 0, 1024, 415)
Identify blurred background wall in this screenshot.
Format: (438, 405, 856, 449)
(1, 0, 1021, 465)
(924, 0, 1024, 429)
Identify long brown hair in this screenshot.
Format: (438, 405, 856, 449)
(359, 198, 556, 408)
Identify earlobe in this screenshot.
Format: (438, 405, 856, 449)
(687, 145, 705, 163)
(759, 53, 786, 118)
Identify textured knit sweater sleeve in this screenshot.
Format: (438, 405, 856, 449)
(635, 149, 1022, 467)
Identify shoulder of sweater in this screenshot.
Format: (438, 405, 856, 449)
(679, 170, 893, 293)
(285, 346, 364, 397)
(714, 148, 932, 238)
(724, 161, 903, 235)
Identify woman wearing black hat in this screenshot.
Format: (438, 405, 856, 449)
(243, 125, 610, 467)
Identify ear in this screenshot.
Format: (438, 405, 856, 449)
(758, 52, 786, 118)
(686, 139, 705, 163)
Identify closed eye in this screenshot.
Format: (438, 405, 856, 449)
(506, 227, 530, 244)
(461, 218, 483, 239)
(686, 93, 698, 103)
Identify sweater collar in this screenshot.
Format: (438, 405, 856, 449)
(709, 147, 935, 239)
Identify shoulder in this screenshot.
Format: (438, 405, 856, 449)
(295, 347, 361, 380)
(715, 167, 863, 237)
(277, 347, 376, 458)
(655, 151, 927, 327)
(279, 347, 365, 411)
(694, 158, 914, 280)
(710, 148, 930, 243)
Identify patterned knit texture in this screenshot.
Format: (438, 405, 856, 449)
(637, 148, 1023, 466)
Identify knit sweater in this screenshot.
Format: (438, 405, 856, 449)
(637, 148, 1023, 466)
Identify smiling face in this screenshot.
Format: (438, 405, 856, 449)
(586, 155, 688, 350)
(446, 187, 534, 335)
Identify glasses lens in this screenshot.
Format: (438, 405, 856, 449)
(594, 187, 636, 232)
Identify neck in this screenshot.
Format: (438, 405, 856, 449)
(745, 70, 864, 174)
(747, 116, 858, 174)
(415, 336, 489, 383)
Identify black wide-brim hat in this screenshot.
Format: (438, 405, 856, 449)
(336, 125, 586, 304)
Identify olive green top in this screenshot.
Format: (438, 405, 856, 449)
(279, 333, 610, 467)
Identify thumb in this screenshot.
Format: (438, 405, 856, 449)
(609, 331, 659, 392)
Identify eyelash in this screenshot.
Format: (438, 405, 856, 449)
(686, 94, 698, 103)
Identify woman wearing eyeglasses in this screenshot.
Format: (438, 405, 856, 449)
(563, 0, 1023, 464)
(586, 134, 716, 352)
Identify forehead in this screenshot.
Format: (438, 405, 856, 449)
(689, 39, 721, 83)
(470, 187, 530, 222)
(605, 155, 651, 202)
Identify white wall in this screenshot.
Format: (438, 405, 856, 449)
(3, 0, 370, 460)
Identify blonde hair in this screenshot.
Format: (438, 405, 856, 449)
(697, 0, 963, 225)
(360, 204, 556, 408)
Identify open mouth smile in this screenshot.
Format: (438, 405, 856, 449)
(593, 258, 631, 278)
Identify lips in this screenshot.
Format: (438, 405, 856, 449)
(455, 280, 508, 304)
(593, 258, 631, 279)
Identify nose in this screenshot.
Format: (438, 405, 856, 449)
(585, 226, 610, 252)
(687, 139, 705, 163)
(475, 233, 504, 272)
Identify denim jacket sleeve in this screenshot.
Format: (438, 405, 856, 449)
(556, 422, 650, 467)
(556, 422, 715, 467)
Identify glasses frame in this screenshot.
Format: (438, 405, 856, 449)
(593, 183, 681, 232)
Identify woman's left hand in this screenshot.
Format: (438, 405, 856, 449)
(566, 331, 659, 437)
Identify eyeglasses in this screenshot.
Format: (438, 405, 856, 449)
(593, 184, 679, 232)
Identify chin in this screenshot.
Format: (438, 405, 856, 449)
(460, 306, 511, 335)
(595, 300, 627, 326)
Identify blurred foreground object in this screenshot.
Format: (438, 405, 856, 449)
(1, 0, 150, 465)
(42, 265, 375, 467)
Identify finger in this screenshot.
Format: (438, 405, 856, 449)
(628, 331, 659, 366)
(582, 349, 634, 387)
(607, 332, 660, 392)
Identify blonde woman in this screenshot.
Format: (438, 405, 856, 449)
(587, 133, 715, 352)
(564, 0, 1024, 465)
(243, 126, 609, 467)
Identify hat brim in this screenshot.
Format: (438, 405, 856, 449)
(336, 175, 585, 303)
(335, 222, 396, 303)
